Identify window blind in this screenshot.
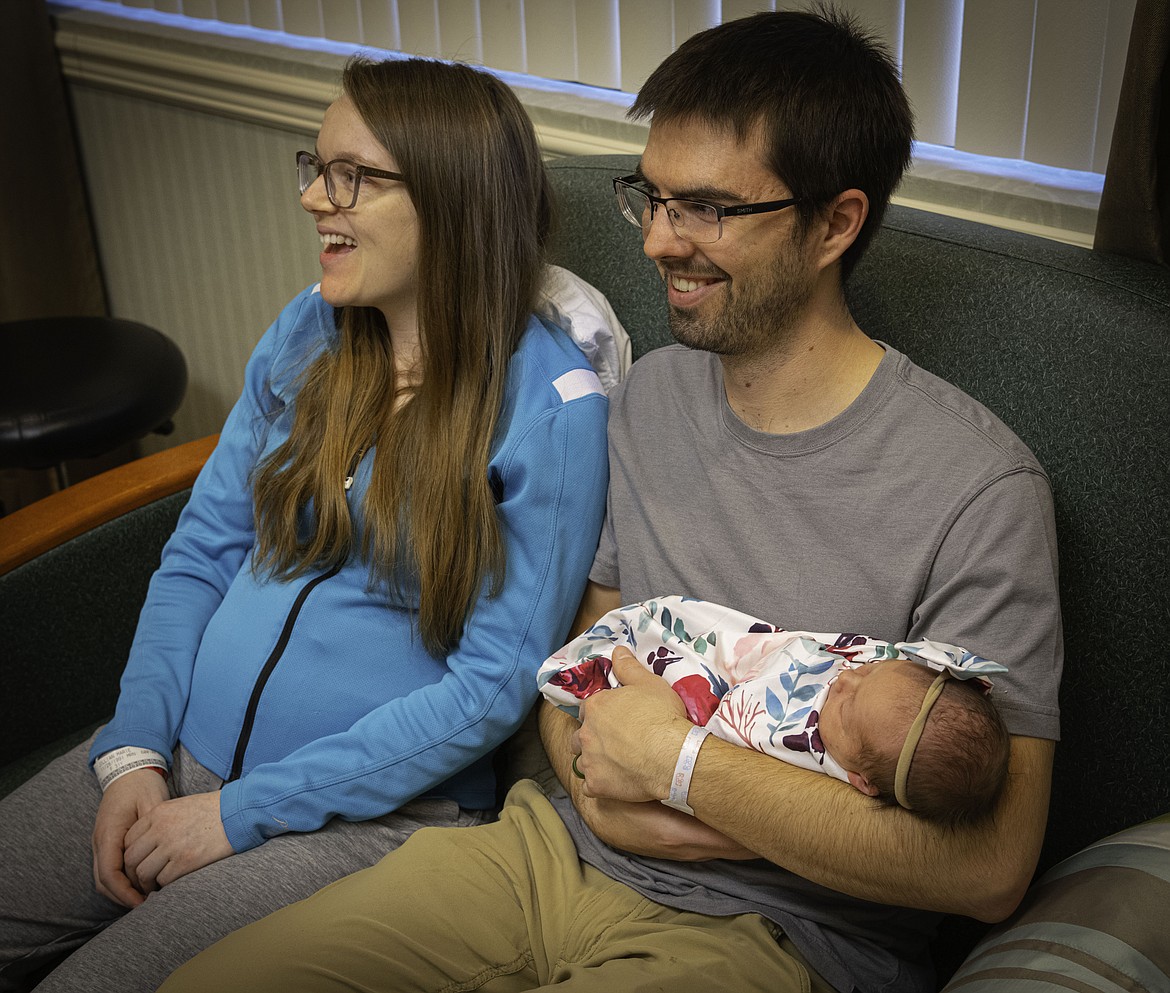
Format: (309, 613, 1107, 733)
(98, 0, 1139, 174)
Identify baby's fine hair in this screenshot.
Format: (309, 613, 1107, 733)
(861, 663, 1011, 827)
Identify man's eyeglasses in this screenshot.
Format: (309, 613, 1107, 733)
(297, 151, 404, 209)
(612, 174, 801, 244)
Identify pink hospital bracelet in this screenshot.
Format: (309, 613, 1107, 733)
(661, 725, 714, 816)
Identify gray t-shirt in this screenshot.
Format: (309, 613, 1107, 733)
(554, 342, 1063, 993)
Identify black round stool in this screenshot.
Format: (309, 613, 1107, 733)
(0, 316, 187, 488)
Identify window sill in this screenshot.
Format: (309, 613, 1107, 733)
(50, 1, 1100, 247)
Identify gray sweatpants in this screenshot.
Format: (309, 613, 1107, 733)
(0, 734, 486, 993)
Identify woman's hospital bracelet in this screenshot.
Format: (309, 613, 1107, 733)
(662, 725, 714, 816)
(94, 746, 170, 791)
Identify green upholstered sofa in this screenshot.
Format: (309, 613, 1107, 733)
(2, 155, 1167, 987)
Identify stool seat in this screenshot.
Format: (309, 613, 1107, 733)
(0, 316, 187, 470)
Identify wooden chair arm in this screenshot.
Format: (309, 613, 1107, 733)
(0, 434, 218, 577)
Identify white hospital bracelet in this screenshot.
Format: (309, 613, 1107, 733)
(94, 746, 169, 791)
(661, 725, 714, 816)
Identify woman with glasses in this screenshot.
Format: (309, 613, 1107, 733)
(0, 57, 610, 993)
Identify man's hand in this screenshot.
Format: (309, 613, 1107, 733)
(572, 791, 757, 861)
(546, 646, 757, 861)
(572, 646, 691, 803)
(122, 791, 234, 894)
(92, 769, 170, 908)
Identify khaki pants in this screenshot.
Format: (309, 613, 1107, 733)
(162, 779, 837, 993)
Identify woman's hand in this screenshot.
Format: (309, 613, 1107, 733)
(92, 769, 170, 908)
(122, 792, 234, 894)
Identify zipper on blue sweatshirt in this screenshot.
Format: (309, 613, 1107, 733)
(226, 446, 368, 784)
(225, 562, 342, 783)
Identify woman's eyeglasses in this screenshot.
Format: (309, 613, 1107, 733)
(297, 151, 404, 209)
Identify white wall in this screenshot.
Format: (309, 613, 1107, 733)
(69, 85, 321, 449)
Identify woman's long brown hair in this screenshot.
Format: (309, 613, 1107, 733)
(251, 58, 553, 656)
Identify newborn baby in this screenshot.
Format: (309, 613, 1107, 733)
(539, 596, 1011, 825)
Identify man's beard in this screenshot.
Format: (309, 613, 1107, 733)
(665, 251, 816, 358)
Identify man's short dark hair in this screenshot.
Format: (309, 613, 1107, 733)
(630, 4, 914, 281)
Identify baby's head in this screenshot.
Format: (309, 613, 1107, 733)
(819, 659, 1010, 827)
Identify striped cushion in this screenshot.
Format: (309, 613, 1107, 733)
(943, 813, 1170, 991)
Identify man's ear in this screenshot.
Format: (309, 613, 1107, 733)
(814, 188, 869, 272)
(846, 768, 881, 797)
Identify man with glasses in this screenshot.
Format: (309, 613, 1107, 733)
(164, 9, 1061, 993)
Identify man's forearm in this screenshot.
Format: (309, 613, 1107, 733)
(539, 701, 579, 797)
(539, 579, 617, 802)
(677, 730, 1054, 921)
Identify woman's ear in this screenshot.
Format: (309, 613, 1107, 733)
(846, 768, 881, 797)
(815, 188, 869, 272)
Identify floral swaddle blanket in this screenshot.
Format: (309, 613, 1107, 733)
(538, 596, 1007, 782)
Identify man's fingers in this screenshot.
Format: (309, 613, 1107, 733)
(609, 646, 655, 685)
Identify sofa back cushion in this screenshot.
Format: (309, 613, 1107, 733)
(0, 489, 191, 778)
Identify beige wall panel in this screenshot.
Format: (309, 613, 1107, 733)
(67, 84, 321, 452)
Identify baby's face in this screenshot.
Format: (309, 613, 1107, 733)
(819, 659, 918, 775)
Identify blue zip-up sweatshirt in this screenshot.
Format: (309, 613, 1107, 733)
(91, 285, 609, 853)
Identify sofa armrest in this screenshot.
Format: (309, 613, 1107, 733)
(0, 436, 216, 791)
(0, 434, 218, 577)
